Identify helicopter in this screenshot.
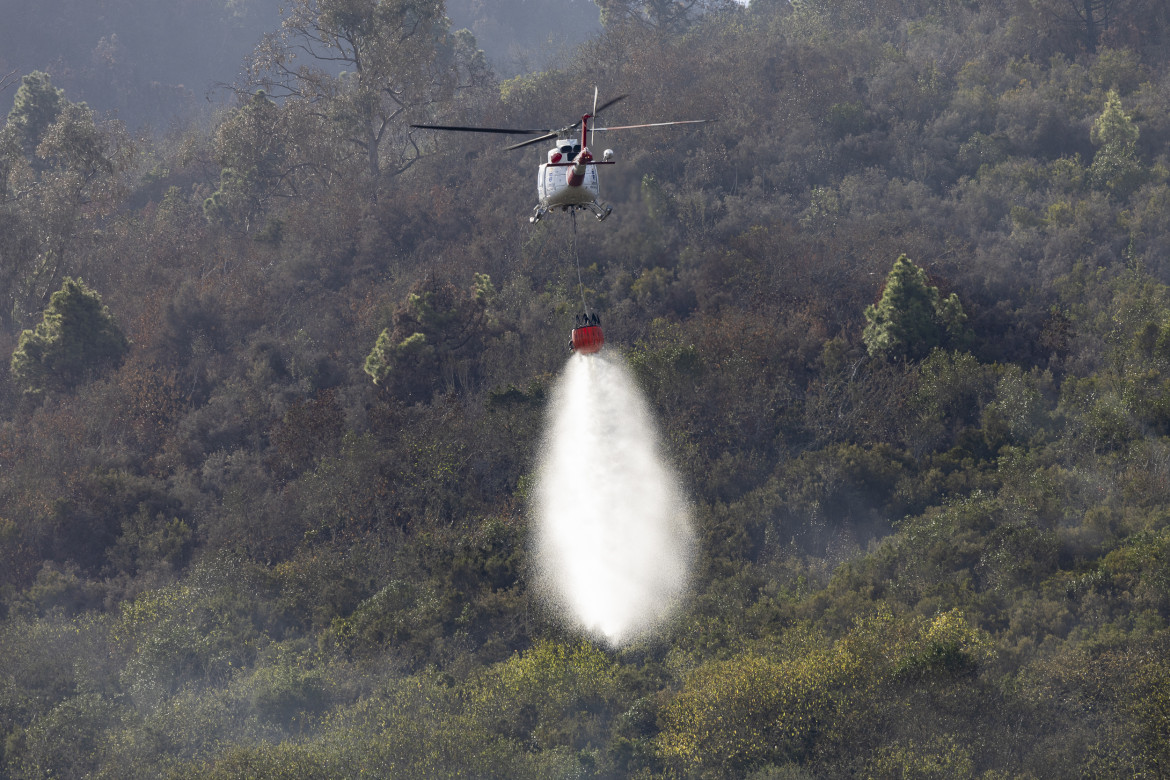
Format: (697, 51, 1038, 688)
(411, 90, 710, 224)
(411, 91, 708, 355)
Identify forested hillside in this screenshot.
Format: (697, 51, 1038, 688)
(3, 0, 1170, 776)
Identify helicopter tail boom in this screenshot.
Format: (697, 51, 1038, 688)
(567, 149, 594, 187)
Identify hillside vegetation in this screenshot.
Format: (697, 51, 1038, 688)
(3, 0, 1170, 776)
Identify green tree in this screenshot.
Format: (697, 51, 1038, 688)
(364, 329, 433, 388)
(363, 273, 495, 398)
(113, 556, 272, 708)
(203, 90, 288, 231)
(4, 71, 64, 157)
(1, 73, 66, 322)
(1090, 89, 1145, 195)
(9, 693, 118, 779)
(863, 255, 967, 361)
(10, 277, 129, 394)
(468, 641, 624, 752)
(2, 76, 129, 324)
(658, 642, 859, 777)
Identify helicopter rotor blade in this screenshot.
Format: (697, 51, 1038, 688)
(410, 123, 551, 135)
(593, 119, 713, 131)
(415, 94, 635, 152)
(593, 94, 628, 115)
(503, 131, 560, 151)
(591, 87, 598, 147)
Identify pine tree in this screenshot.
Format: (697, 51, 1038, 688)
(11, 277, 129, 393)
(5, 71, 65, 157)
(863, 255, 966, 361)
(1090, 89, 1145, 196)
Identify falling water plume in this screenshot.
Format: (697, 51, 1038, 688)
(531, 351, 694, 647)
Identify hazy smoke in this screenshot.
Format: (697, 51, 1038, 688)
(531, 351, 694, 647)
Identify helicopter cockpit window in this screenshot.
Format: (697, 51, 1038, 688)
(559, 145, 572, 154)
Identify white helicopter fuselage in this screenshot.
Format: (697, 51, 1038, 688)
(531, 140, 614, 222)
(538, 161, 601, 207)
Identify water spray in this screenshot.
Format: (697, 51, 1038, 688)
(531, 351, 694, 646)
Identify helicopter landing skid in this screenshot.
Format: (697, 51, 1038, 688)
(586, 201, 613, 221)
(531, 202, 612, 223)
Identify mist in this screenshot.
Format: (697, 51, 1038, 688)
(531, 350, 694, 647)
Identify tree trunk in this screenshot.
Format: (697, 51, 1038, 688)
(367, 125, 380, 205)
(1083, 0, 1099, 53)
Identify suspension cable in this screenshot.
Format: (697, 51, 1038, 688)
(571, 207, 588, 316)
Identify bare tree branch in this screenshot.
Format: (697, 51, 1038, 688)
(0, 68, 18, 94)
(231, 0, 493, 205)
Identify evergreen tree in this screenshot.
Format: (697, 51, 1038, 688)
(11, 277, 129, 393)
(203, 91, 287, 232)
(363, 274, 495, 399)
(863, 255, 966, 361)
(5, 71, 65, 157)
(1090, 89, 1145, 195)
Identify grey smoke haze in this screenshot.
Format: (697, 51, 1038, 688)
(0, 0, 600, 127)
